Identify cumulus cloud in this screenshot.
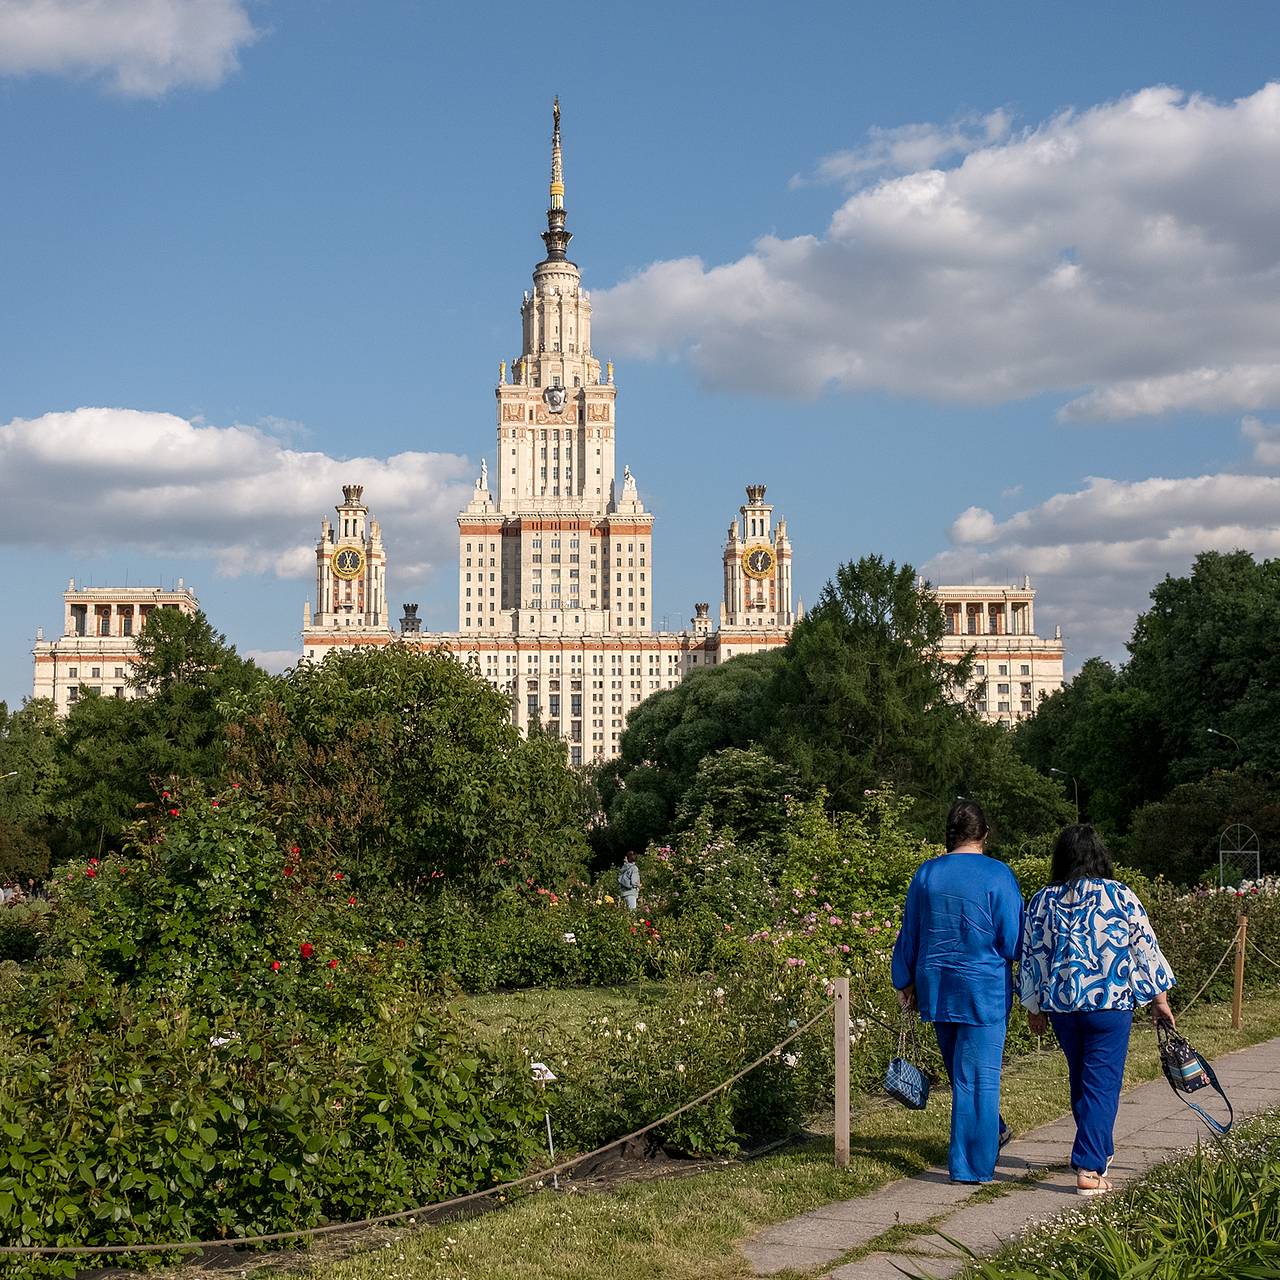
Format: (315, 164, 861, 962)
(596, 83, 1280, 419)
(926, 421, 1280, 662)
(0, 407, 473, 586)
(0, 0, 257, 96)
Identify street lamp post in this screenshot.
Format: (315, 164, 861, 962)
(1206, 727, 1243, 756)
(1049, 767, 1080, 823)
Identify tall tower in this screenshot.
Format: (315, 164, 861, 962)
(459, 100, 653, 638)
(312, 484, 388, 631)
(721, 485, 793, 628)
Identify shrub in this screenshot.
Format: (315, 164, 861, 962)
(545, 952, 826, 1158)
(0, 984, 543, 1277)
(0, 900, 50, 963)
(643, 815, 777, 928)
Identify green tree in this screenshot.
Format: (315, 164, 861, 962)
(1125, 550, 1280, 781)
(951, 719, 1075, 852)
(598, 650, 784, 853)
(1125, 769, 1280, 885)
(0, 699, 61, 878)
(225, 643, 589, 892)
(673, 746, 799, 855)
(1013, 657, 1165, 834)
(50, 608, 264, 857)
(765, 555, 973, 812)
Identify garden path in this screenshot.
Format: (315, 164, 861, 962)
(742, 1034, 1280, 1279)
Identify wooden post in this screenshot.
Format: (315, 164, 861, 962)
(834, 976, 850, 1169)
(1232, 910, 1248, 1030)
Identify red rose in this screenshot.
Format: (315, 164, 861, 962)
(299, 942, 314, 959)
(290, 845, 300, 855)
(162, 791, 171, 800)
(283, 865, 295, 877)
(271, 960, 281, 972)
(168, 808, 179, 817)
(231, 782, 241, 790)
(328, 958, 339, 970)
(85, 867, 97, 878)
(333, 871, 344, 881)
(211, 800, 219, 808)
(347, 895, 357, 905)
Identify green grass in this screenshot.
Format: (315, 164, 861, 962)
(456, 982, 668, 1041)
(222, 989, 1280, 1280)
(946, 1108, 1280, 1279)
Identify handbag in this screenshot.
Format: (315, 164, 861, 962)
(1157, 1020, 1233, 1136)
(885, 1019, 931, 1110)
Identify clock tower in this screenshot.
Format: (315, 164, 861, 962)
(721, 484, 793, 629)
(311, 484, 388, 632)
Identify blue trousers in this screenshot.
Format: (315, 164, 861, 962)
(933, 1019, 1008, 1183)
(1048, 1009, 1132, 1175)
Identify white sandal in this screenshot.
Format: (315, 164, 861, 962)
(1076, 1170, 1114, 1197)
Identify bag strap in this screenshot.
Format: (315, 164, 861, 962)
(1158, 1021, 1234, 1136)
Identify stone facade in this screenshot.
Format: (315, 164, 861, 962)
(32, 580, 200, 715)
(935, 579, 1065, 724)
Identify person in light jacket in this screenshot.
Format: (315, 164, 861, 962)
(892, 800, 1024, 1184)
(1020, 824, 1176, 1197)
(617, 852, 641, 911)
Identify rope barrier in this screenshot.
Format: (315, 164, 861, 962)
(0, 1004, 832, 1257)
(1173, 925, 1241, 1017)
(1247, 935, 1280, 974)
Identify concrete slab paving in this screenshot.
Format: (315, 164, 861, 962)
(741, 1033, 1280, 1278)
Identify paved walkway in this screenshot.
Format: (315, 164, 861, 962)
(743, 1036, 1280, 1279)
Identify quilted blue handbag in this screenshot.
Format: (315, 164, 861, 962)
(885, 1020, 931, 1110)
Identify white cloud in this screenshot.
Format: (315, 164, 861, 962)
(926, 421, 1280, 662)
(1241, 416, 1280, 466)
(0, 407, 473, 587)
(0, 0, 257, 96)
(797, 109, 1012, 186)
(244, 648, 300, 674)
(596, 83, 1280, 419)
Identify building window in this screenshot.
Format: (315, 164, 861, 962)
(91, 667, 101, 679)
(68, 667, 78, 678)
(1020, 664, 1030, 675)
(997, 683, 1010, 695)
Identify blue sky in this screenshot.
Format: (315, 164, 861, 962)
(2, 0, 1280, 705)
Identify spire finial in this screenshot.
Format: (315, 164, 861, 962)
(542, 97, 572, 261)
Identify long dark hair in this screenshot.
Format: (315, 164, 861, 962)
(945, 800, 988, 852)
(1050, 824, 1114, 883)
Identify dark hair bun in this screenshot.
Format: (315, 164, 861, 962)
(946, 799, 989, 851)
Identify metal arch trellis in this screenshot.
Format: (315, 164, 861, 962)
(1219, 822, 1261, 888)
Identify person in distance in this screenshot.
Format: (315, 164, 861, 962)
(1019, 823, 1176, 1197)
(892, 799, 1024, 1183)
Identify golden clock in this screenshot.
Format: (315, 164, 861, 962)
(331, 546, 366, 580)
(742, 544, 775, 580)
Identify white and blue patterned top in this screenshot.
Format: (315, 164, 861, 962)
(1019, 878, 1175, 1013)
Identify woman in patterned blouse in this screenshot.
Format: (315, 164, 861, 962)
(1019, 824, 1176, 1196)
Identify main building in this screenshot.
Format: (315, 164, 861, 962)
(299, 103, 1063, 758)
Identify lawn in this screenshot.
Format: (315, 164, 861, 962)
(223, 989, 1280, 1280)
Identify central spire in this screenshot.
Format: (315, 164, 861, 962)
(541, 96, 572, 262)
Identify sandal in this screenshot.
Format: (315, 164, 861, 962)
(1076, 1170, 1114, 1197)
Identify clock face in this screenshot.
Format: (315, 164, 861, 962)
(742, 544, 775, 580)
(332, 546, 366, 580)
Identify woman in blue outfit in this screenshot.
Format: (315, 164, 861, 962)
(891, 800, 1024, 1184)
(1020, 824, 1176, 1196)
